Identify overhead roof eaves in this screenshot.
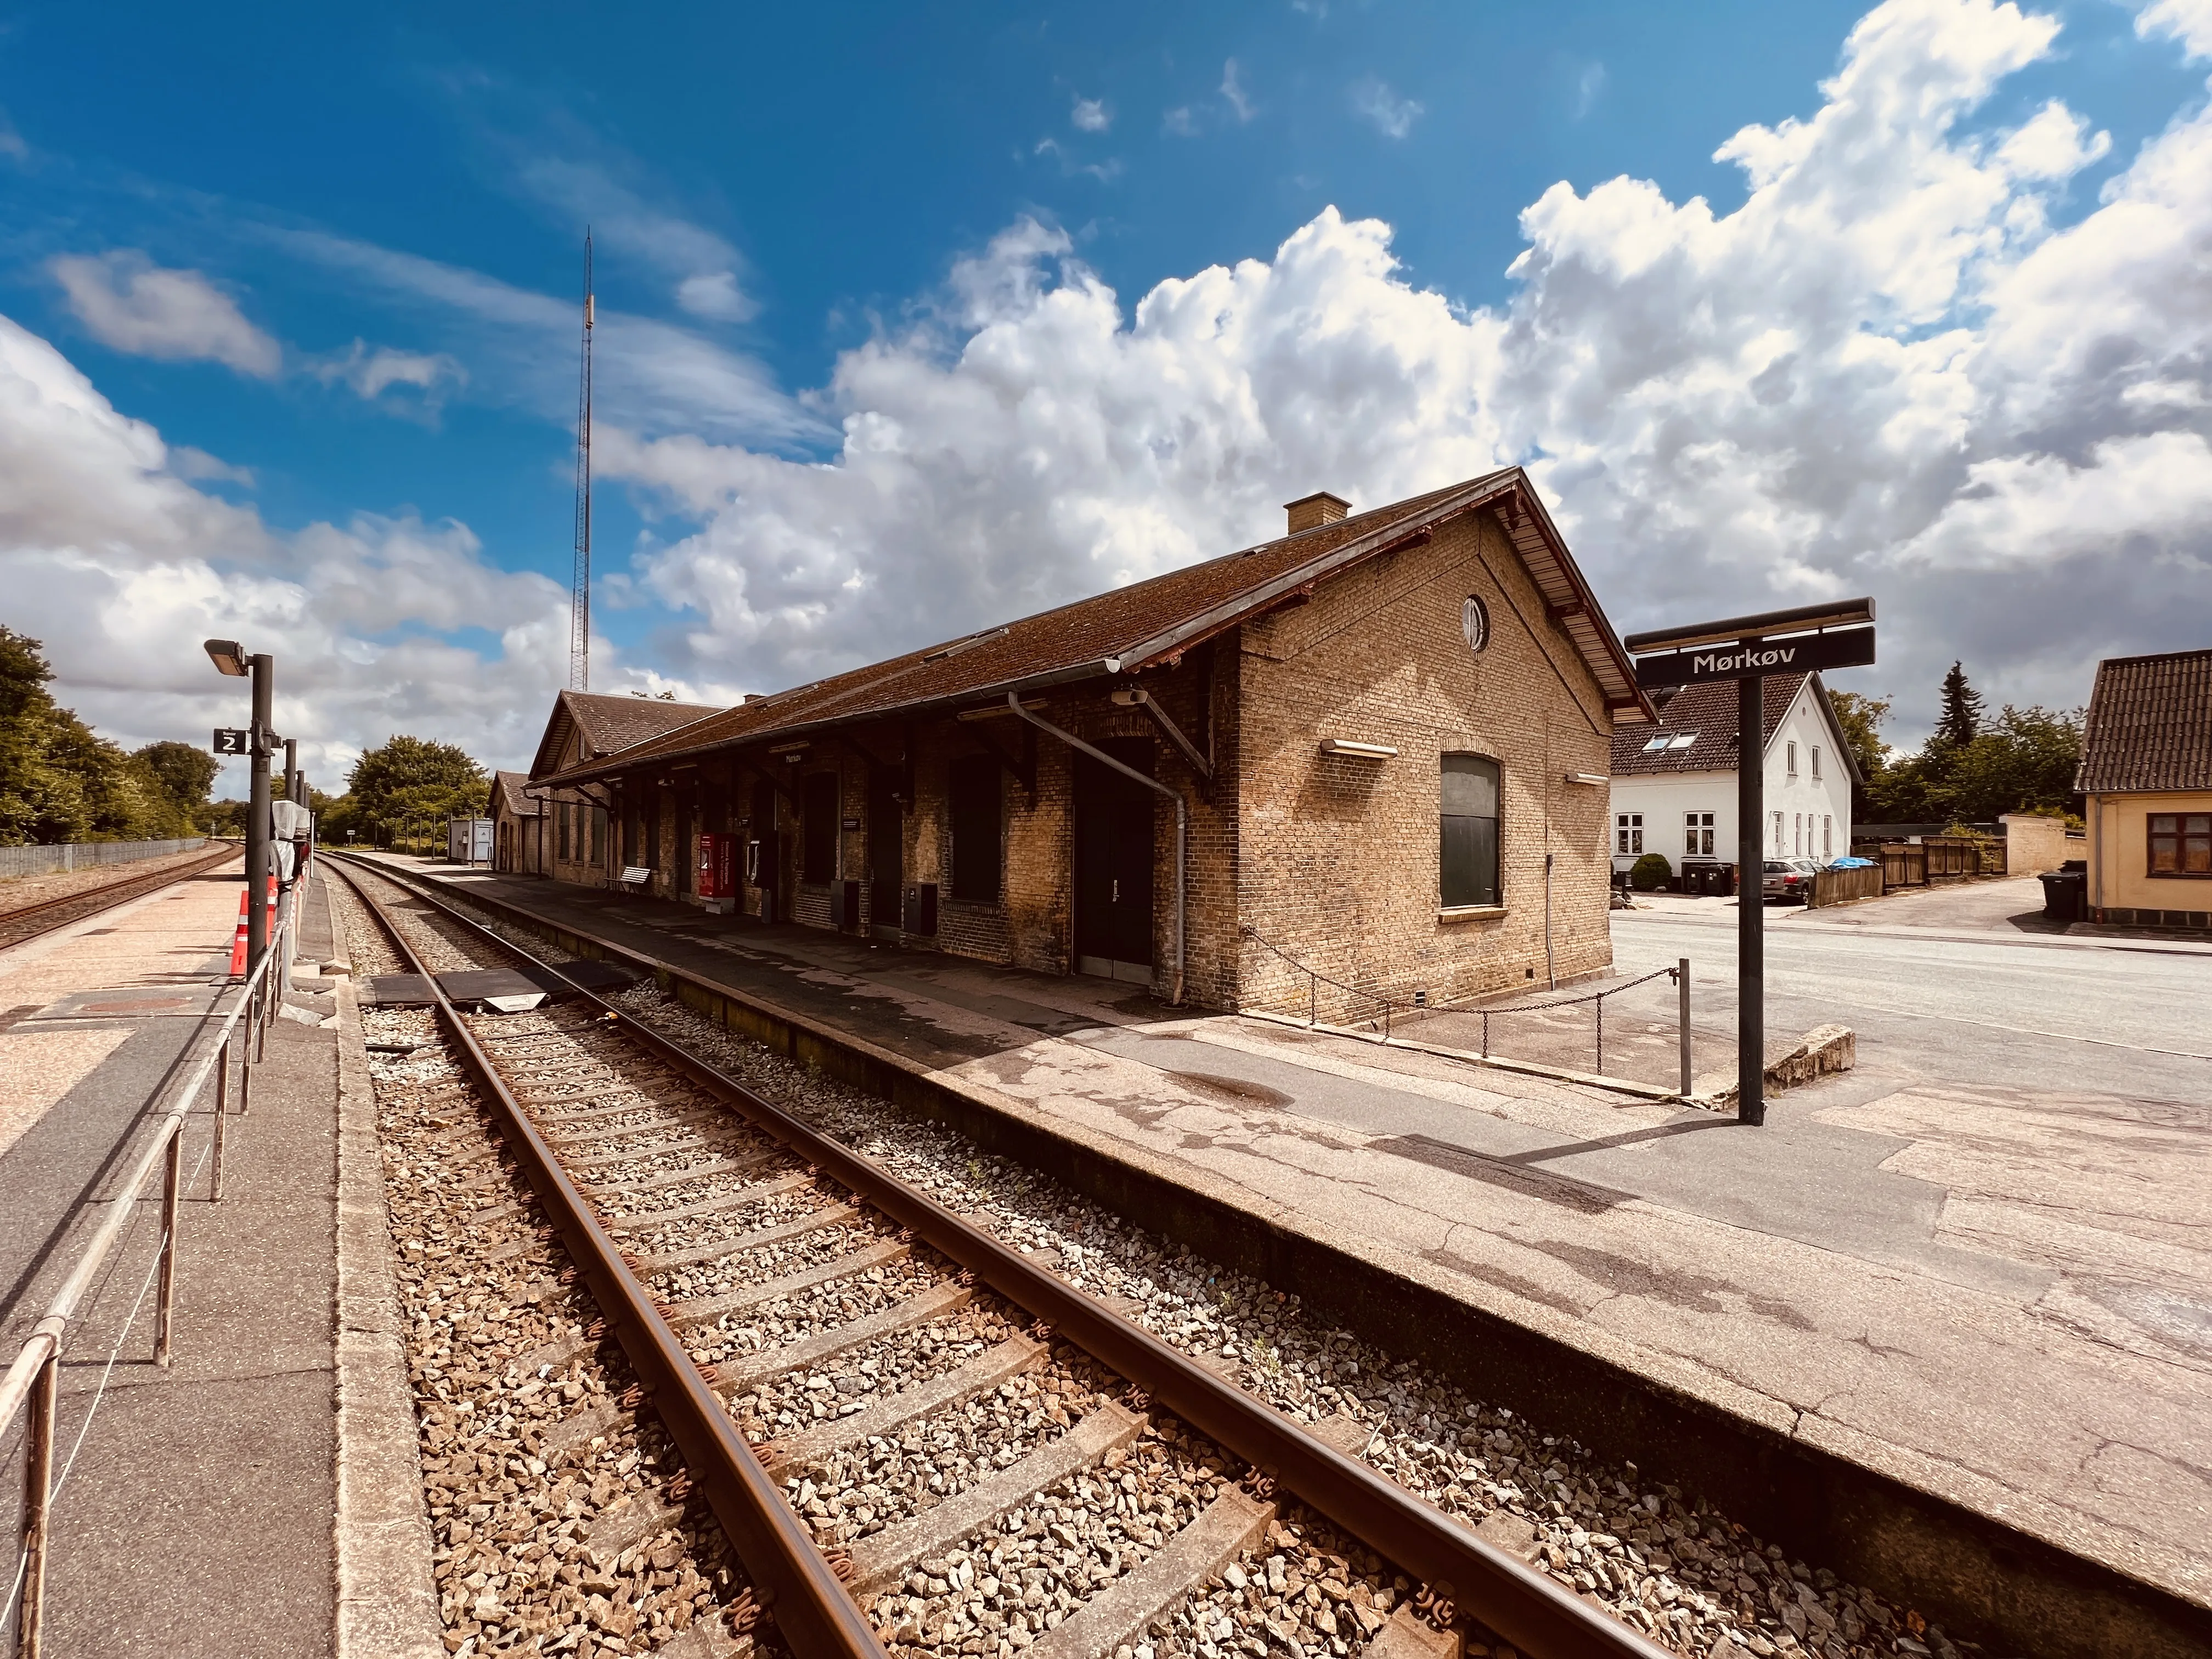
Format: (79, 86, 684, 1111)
(540, 655, 1120, 788)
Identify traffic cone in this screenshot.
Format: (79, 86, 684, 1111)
(228, 889, 250, 976)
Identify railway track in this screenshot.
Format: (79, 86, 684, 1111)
(0, 841, 239, 950)
(328, 851, 1675, 1659)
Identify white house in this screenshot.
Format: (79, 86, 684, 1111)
(1607, 672, 1860, 884)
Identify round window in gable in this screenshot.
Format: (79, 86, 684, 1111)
(1462, 595, 1491, 654)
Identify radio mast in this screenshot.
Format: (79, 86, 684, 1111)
(568, 231, 595, 691)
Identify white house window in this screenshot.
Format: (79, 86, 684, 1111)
(1685, 812, 1714, 856)
(1668, 732, 1698, 750)
(1786, 741, 1798, 779)
(1812, 745, 1822, 780)
(1772, 811, 1785, 854)
(1823, 816, 1833, 856)
(1794, 813, 1804, 855)
(1616, 812, 1644, 855)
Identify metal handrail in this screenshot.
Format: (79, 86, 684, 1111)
(1, 880, 294, 1657)
(1239, 922, 1399, 1036)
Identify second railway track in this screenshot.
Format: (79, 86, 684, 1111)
(0, 840, 238, 950)
(329, 853, 1666, 1659)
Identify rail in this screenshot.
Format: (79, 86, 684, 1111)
(0, 881, 293, 1658)
(1241, 924, 1693, 1092)
(328, 849, 1673, 1659)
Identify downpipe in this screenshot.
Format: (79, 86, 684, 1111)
(1007, 692, 1187, 1005)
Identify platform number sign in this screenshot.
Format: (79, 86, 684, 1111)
(212, 727, 250, 755)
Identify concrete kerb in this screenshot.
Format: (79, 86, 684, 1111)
(392, 868, 2211, 1659)
(332, 973, 444, 1658)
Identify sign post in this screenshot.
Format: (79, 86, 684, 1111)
(1623, 599, 1875, 1125)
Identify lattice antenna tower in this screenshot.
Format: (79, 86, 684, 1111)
(568, 230, 595, 691)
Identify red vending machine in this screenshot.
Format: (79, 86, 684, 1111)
(696, 832, 737, 911)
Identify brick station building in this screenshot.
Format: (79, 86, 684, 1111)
(543, 470, 1655, 1015)
(522, 689, 725, 890)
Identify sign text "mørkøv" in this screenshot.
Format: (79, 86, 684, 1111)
(1632, 625, 1875, 689)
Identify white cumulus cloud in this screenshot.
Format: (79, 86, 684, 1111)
(597, 0, 2209, 729)
(0, 310, 680, 790)
(49, 251, 283, 376)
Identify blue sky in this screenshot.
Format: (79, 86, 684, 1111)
(2, 0, 2209, 786)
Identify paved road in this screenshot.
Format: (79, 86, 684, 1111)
(1612, 884, 2212, 1105)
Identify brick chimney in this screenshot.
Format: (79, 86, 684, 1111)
(1284, 492, 1350, 534)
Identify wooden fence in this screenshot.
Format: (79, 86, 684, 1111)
(1848, 836, 2007, 892)
(1809, 864, 1884, 907)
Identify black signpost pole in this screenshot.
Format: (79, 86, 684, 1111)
(247, 654, 274, 973)
(1737, 672, 1765, 1126)
(1624, 597, 1876, 1132)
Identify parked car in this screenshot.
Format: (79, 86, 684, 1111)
(1762, 857, 1820, 903)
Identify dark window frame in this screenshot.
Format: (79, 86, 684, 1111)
(1440, 753, 1503, 910)
(801, 771, 841, 883)
(947, 754, 1003, 904)
(2148, 811, 2212, 878)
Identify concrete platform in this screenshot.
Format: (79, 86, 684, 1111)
(376, 855, 2211, 1658)
(0, 860, 436, 1658)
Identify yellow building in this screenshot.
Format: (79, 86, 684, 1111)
(2078, 648, 2212, 931)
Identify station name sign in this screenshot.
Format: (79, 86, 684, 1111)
(1633, 625, 1875, 689)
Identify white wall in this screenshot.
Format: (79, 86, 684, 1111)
(1610, 680, 1853, 872)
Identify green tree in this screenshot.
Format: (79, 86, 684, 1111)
(346, 736, 487, 850)
(1931, 662, 1984, 749)
(1826, 691, 1892, 819)
(0, 625, 180, 844)
(134, 741, 220, 821)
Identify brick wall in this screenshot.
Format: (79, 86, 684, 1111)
(1233, 506, 1613, 1019)
(582, 503, 1615, 1018)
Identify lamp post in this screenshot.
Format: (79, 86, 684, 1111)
(205, 640, 275, 973)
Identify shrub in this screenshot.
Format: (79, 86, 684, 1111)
(1630, 853, 1673, 891)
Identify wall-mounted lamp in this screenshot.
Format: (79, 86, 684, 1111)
(1564, 771, 1610, 787)
(1318, 738, 1398, 759)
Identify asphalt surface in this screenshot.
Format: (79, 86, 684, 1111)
(1611, 883, 2212, 1105)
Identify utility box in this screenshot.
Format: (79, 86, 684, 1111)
(447, 818, 493, 865)
(696, 832, 737, 910)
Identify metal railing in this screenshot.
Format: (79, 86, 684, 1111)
(1240, 925, 1695, 1093)
(1240, 923, 1402, 1036)
(1468, 962, 1688, 1087)
(0, 891, 294, 1657)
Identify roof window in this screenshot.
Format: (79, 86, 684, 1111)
(1668, 732, 1699, 749)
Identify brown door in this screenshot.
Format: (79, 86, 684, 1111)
(1073, 737, 1155, 981)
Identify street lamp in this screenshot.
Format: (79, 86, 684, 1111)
(205, 638, 275, 973)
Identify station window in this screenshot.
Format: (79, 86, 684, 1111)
(1615, 812, 1643, 855)
(947, 755, 1003, 902)
(1441, 754, 1502, 908)
(2148, 813, 2212, 876)
(590, 805, 605, 864)
(802, 772, 840, 882)
(556, 803, 569, 861)
(1685, 811, 1714, 856)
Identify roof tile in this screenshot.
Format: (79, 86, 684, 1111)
(2075, 648, 2212, 794)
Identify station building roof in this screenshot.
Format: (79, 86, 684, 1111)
(486, 770, 541, 818)
(2076, 648, 2212, 794)
(546, 467, 1653, 787)
(527, 689, 726, 782)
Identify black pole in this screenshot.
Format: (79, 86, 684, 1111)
(246, 654, 274, 973)
(1737, 671, 1764, 1125)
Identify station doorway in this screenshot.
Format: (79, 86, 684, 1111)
(867, 769, 902, 939)
(1073, 737, 1155, 983)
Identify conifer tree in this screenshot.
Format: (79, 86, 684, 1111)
(1931, 662, 1983, 749)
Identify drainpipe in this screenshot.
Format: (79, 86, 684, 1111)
(1007, 692, 1187, 1006)
(1543, 851, 1556, 989)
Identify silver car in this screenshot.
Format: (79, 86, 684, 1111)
(1761, 857, 1820, 903)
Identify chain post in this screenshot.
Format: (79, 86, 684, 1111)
(1678, 957, 1692, 1097)
(156, 1128, 182, 1367)
(212, 1034, 230, 1200)
(19, 1345, 57, 1657)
